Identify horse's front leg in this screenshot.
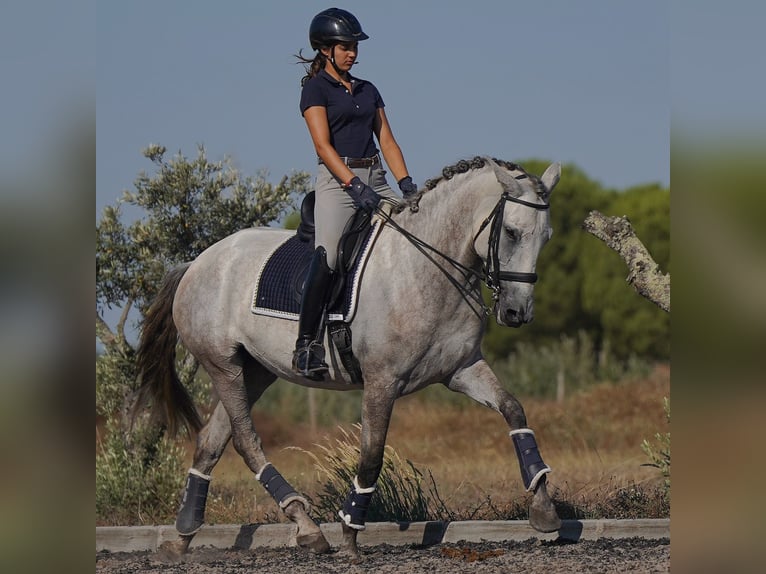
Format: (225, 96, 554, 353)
(447, 357, 562, 533)
(338, 384, 397, 561)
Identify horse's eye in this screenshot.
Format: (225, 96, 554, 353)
(505, 227, 519, 242)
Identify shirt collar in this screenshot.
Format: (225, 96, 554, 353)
(318, 69, 363, 87)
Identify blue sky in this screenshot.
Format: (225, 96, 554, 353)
(96, 1, 671, 217)
(670, 1, 766, 136)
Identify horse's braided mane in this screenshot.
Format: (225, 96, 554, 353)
(423, 156, 543, 192)
(391, 156, 545, 215)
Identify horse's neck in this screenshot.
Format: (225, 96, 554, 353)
(396, 170, 497, 268)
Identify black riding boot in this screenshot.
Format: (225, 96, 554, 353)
(293, 247, 333, 379)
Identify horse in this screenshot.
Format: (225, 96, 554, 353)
(134, 156, 562, 560)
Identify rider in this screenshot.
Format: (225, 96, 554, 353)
(293, 7, 418, 378)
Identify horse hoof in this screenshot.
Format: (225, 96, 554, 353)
(156, 538, 191, 562)
(529, 503, 562, 533)
(338, 548, 363, 564)
(297, 531, 331, 554)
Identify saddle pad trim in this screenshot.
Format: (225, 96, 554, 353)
(339, 217, 383, 322)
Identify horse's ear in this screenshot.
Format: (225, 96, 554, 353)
(488, 159, 524, 197)
(540, 162, 561, 198)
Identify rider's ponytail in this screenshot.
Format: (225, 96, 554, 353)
(295, 49, 326, 87)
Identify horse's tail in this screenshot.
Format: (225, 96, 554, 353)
(133, 263, 203, 437)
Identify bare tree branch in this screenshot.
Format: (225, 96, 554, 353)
(96, 312, 118, 350)
(583, 210, 670, 312)
(116, 296, 135, 345)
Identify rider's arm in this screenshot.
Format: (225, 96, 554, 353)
(374, 107, 410, 184)
(303, 106, 356, 187)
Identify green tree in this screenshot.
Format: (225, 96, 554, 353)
(96, 144, 309, 523)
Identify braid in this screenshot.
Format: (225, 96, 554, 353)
(425, 156, 489, 190)
(295, 49, 327, 87)
(392, 156, 546, 216)
(423, 156, 542, 193)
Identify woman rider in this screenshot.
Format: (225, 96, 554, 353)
(293, 7, 418, 378)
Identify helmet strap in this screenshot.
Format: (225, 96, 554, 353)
(328, 46, 349, 80)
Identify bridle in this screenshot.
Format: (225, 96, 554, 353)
(473, 188, 551, 301)
(375, 180, 550, 318)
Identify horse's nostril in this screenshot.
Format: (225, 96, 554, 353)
(505, 307, 533, 325)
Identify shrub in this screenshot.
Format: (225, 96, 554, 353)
(96, 419, 184, 525)
(641, 396, 671, 491)
(490, 330, 651, 400)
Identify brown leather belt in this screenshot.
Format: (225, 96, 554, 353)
(318, 154, 380, 168)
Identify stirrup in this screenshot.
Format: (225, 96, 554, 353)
(292, 340, 328, 379)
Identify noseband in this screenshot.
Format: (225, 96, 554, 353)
(474, 189, 550, 301)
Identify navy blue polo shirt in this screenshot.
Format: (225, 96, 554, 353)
(300, 69, 384, 159)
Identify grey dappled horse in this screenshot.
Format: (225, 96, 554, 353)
(135, 157, 562, 559)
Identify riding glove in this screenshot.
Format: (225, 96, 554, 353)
(345, 176, 380, 213)
(397, 176, 418, 200)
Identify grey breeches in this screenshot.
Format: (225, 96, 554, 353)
(314, 160, 400, 270)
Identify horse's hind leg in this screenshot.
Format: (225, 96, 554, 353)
(447, 357, 562, 533)
(159, 359, 274, 559)
(206, 354, 330, 554)
(158, 400, 233, 559)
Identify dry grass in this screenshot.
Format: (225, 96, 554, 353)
(187, 364, 670, 525)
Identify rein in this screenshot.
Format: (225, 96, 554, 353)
(375, 183, 550, 318)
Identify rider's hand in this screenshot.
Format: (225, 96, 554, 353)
(346, 177, 381, 213)
(397, 176, 418, 200)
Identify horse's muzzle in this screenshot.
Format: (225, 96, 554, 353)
(499, 306, 533, 328)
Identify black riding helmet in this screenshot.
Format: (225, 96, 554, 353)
(309, 7, 369, 49)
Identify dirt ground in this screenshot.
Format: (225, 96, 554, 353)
(96, 537, 669, 573)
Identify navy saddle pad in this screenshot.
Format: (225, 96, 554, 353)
(250, 220, 381, 323)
